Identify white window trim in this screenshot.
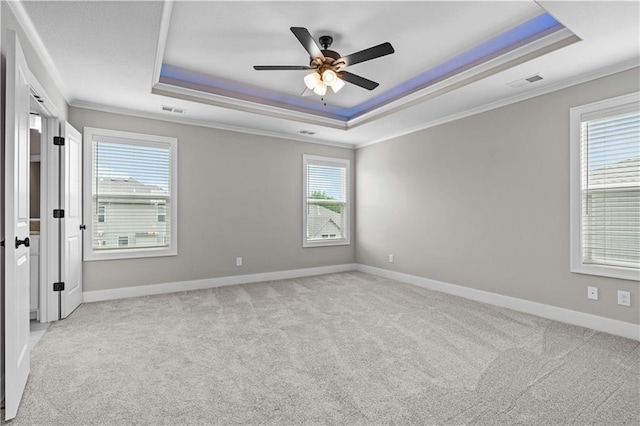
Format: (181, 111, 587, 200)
(569, 92, 640, 281)
(83, 127, 178, 261)
(303, 154, 351, 248)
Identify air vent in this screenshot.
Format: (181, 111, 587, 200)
(161, 105, 185, 114)
(298, 130, 316, 135)
(507, 73, 544, 88)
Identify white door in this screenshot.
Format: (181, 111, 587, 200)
(60, 122, 83, 317)
(4, 30, 32, 421)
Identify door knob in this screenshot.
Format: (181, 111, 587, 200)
(15, 237, 30, 248)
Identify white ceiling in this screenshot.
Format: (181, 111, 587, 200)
(16, 1, 640, 148)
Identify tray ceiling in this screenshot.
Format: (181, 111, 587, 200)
(16, 1, 640, 147)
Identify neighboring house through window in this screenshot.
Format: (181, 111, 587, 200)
(157, 204, 166, 222)
(303, 155, 350, 247)
(97, 205, 105, 223)
(83, 127, 178, 260)
(570, 93, 639, 280)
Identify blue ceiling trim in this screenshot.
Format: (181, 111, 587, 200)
(159, 12, 565, 122)
(159, 64, 351, 119)
(341, 12, 564, 118)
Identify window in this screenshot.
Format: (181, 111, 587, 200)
(570, 93, 639, 280)
(83, 127, 178, 261)
(303, 155, 350, 247)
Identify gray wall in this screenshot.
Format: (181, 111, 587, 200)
(355, 68, 640, 325)
(69, 108, 355, 292)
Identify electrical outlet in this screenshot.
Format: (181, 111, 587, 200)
(236, 257, 242, 267)
(587, 286, 598, 300)
(617, 291, 631, 307)
(388, 254, 394, 263)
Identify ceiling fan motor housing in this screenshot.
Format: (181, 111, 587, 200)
(311, 49, 342, 70)
(308, 35, 343, 71)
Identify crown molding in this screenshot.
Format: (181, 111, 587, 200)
(356, 58, 640, 149)
(153, 80, 349, 129)
(69, 100, 356, 149)
(6, 0, 70, 102)
(348, 29, 579, 130)
(73, 57, 638, 153)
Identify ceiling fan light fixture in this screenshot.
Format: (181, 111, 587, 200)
(304, 72, 321, 90)
(330, 77, 345, 93)
(313, 81, 327, 96)
(322, 69, 338, 86)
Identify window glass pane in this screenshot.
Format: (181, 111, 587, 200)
(306, 161, 348, 242)
(92, 140, 172, 251)
(581, 110, 640, 269)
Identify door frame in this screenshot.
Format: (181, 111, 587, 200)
(23, 64, 62, 324)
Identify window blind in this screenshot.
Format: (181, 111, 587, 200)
(305, 157, 348, 243)
(581, 109, 640, 269)
(92, 139, 172, 251)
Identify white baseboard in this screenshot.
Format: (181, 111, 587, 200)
(356, 264, 640, 341)
(81, 261, 638, 341)
(82, 263, 358, 303)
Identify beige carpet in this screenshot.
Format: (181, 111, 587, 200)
(9, 272, 640, 425)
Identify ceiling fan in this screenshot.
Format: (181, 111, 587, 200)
(253, 27, 395, 96)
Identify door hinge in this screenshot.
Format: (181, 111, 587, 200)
(53, 136, 65, 146)
(53, 282, 65, 291)
(53, 209, 65, 218)
(0, 240, 4, 247)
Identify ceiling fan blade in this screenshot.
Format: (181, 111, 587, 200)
(338, 42, 395, 67)
(290, 27, 325, 61)
(340, 71, 379, 90)
(254, 65, 314, 70)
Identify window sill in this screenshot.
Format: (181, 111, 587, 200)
(303, 239, 350, 248)
(571, 262, 639, 281)
(84, 246, 177, 261)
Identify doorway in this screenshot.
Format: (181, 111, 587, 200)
(27, 92, 84, 324)
(28, 106, 51, 348)
(27, 87, 60, 325)
(4, 30, 83, 420)
(28, 112, 41, 321)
